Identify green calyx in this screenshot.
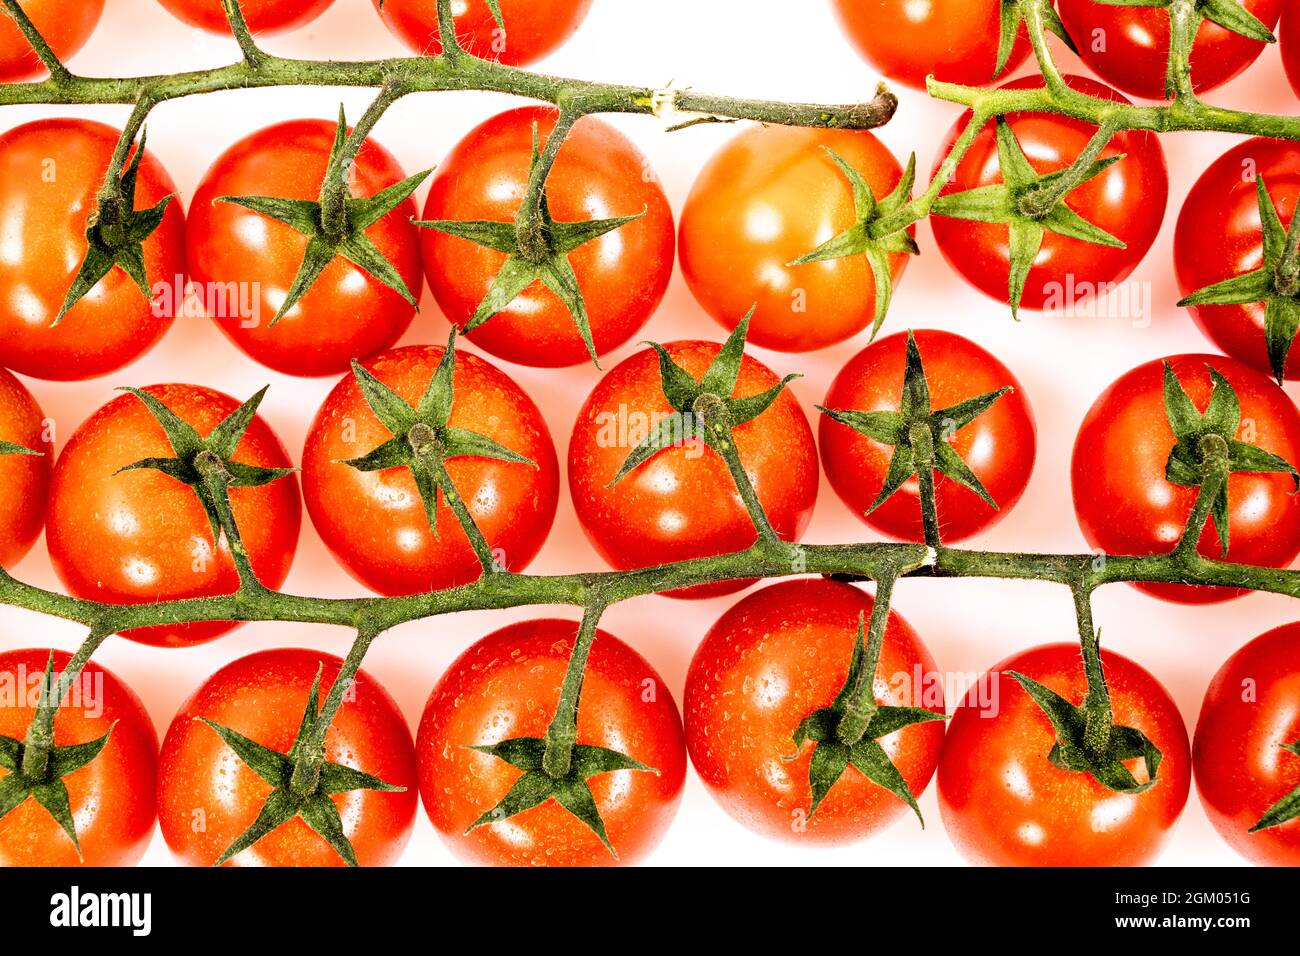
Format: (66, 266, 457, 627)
(1251, 739, 1300, 832)
(219, 106, 431, 326)
(997, 0, 1077, 76)
(931, 119, 1125, 317)
(789, 148, 919, 339)
(820, 331, 1010, 516)
(1179, 175, 1300, 384)
(0, 441, 41, 458)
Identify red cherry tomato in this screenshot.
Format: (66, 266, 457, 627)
(684, 579, 945, 844)
(831, 0, 1030, 91)
(421, 107, 674, 368)
(158, 648, 417, 867)
(0, 0, 103, 82)
(1058, 0, 1282, 101)
(679, 125, 911, 353)
(0, 369, 52, 568)
(1284, 2, 1300, 96)
(1072, 354, 1300, 604)
(1194, 623, 1300, 866)
(938, 643, 1191, 866)
(0, 649, 158, 867)
(374, 0, 593, 66)
(155, 0, 335, 34)
(302, 345, 559, 596)
(417, 619, 686, 866)
(568, 340, 818, 599)
(1176, 137, 1300, 379)
(187, 119, 423, 377)
(0, 119, 186, 381)
(46, 384, 302, 647)
(820, 330, 1036, 543)
(931, 75, 1168, 313)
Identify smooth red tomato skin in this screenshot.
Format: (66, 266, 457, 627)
(374, 0, 593, 66)
(680, 126, 911, 353)
(1072, 354, 1300, 604)
(187, 120, 423, 377)
(821, 330, 1036, 543)
(422, 107, 674, 368)
(684, 580, 945, 844)
(938, 644, 1191, 867)
(831, 0, 1029, 90)
(0, 0, 103, 81)
(0, 369, 52, 568)
(47, 384, 302, 647)
(1176, 138, 1300, 379)
(303, 345, 559, 596)
(1058, 0, 1282, 101)
(417, 619, 687, 867)
(0, 650, 158, 867)
(156, 0, 335, 34)
(0, 119, 186, 381)
(1285, 5, 1300, 96)
(158, 649, 417, 867)
(1194, 623, 1300, 866)
(931, 75, 1168, 313)
(568, 341, 818, 599)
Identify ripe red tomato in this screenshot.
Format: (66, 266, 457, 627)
(158, 648, 417, 867)
(46, 384, 302, 648)
(1194, 623, 1300, 866)
(820, 330, 1036, 543)
(374, 0, 593, 66)
(1285, 3, 1300, 96)
(1058, 0, 1282, 101)
(0, 649, 158, 867)
(679, 125, 910, 353)
(303, 345, 559, 596)
(568, 340, 818, 599)
(1072, 354, 1300, 604)
(831, 0, 1029, 91)
(938, 643, 1191, 867)
(0, 119, 186, 381)
(156, 0, 335, 34)
(187, 119, 423, 377)
(421, 107, 674, 368)
(931, 75, 1168, 313)
(0, 369, 52, 568)
(1176, 137, 1300, 379)
(0, 0, 103, 82)
(684, 579, 945, 844)
(416, 619, 686, 866)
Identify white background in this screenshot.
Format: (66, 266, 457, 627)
(5, 0, 1299, 866)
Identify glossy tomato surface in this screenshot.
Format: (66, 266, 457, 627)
(684, 579, 946, 844)
(1072, 354, 1300, 604)
(303, 345, 559, 595)
(931, 75, 1168, 313)
(375, 0, 593, 65)
(0, 649, 158, 867)
(1285, 2, 1300, 96)
(0, 0, 103, 82)
(0, 369, 52, 568)
(680, 125, 911, 352)
(820, 330, 1036, 543)
(568, 340, 818, 599)
(422, 107, 674, 368)
(0, 119, 186, 381)
(938, 643, 1191, 867)
(47, 384, 302, 647)
(158, 648, 417, 867)
(1194, 623, 1300, 866)
(187, 119, 423, 377)
(417, 619, 686, 866)
(1176, 137, 1300, 379)
(156, 0, 335, 34)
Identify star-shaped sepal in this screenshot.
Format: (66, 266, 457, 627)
(465, 737, 657, 859)
(1251, 739, 1300, 833)
(1161, 361, 1300, 554)
(996, 0, 1078, 77)
(1178, 175, 1300, 383)
(931, 118, 1126, 317)
(0, 441, 41, 458)
(204, 667, 406, 867)
(819, 331, 1010, 516)
(789, 149, 919, 339)
(218, 106, 431, 325)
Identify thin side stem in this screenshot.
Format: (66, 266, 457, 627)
(0, 0, 71, 82)
(1074, 585, 1112, 759)
(542, 603, 606, 778)
(836, 573, 897, 746)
